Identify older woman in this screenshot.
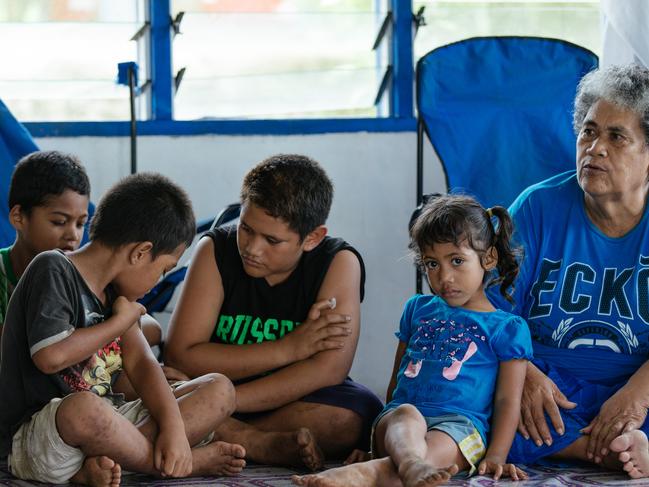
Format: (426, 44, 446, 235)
(489, 63, 649, 477)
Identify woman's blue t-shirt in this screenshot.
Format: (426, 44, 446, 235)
(489, 171, 649, 384)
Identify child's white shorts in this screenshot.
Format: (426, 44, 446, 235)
(9, 394, 165, 483)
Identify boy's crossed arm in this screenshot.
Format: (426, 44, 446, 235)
(236, 249, 362, 412)
(166, 243, 361, 411)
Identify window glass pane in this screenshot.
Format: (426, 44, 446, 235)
(172, 0, 388, 119)
(413, 0, 601, 60)
(0, 0, 144, 121)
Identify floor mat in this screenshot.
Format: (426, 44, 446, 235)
(3, 459, 649, 486)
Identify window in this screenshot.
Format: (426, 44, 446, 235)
(413, 0, 600, 59)
(0, 0, 145, 121)
(171, 0, 389, 120)
(4, 0, 603, 130)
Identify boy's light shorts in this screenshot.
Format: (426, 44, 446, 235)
(9, 393, 185, 484)
(372, 409, 486, 476)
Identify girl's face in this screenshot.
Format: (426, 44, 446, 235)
(421, 240, 497, 312)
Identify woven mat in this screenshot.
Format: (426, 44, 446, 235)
(3, 459, 649, 486)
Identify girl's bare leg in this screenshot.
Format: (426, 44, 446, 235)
(293, 404, 461, 487)
(377, 405, 464, 487)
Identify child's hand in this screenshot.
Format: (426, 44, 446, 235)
(478, 458, 527, 481)
(155, 426, 192, 477)
(283, 297, 352, 361)
(161, 364, 191, 383)
(112, 296, 146, 330)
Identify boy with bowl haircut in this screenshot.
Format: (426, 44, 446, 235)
(0, 151, 163, 359)
(0, 173, 245, 486)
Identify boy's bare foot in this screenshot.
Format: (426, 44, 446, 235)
(192, 440, 247, 477)
(398, 457, 459, 487)
(297, 428, 325, 471)
(292, 458, 395, 487)
(70, 456, 121, 487)
(610, 430, 649, 478)
(249, 427, 324, 471)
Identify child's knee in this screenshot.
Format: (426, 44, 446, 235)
(56, 392, 115, 442)
(199, 372, 236, 414)
(391, 403, 420, 419)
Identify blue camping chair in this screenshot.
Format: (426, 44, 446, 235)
(413, 36, 598, 292)
(0, 99, 39, 247)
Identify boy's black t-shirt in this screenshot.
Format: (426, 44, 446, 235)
(206, 227, 365, 346)
(0, 251, 118, 457)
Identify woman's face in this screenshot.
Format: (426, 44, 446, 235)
(576, 99, 649, 200)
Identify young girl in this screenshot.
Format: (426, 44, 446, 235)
(293, 194, 533, 487)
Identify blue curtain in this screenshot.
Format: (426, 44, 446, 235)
(0, 100, 38, 248)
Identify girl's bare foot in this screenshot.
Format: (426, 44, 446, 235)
(610, 430, 649, 478)
(192, 440, 247, 477)
(398, 457, 459, 487)
(70, 456, 121, 487)
(292, 458, 396, 487)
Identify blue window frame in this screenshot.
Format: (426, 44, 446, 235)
(19, 1, 600, 138)
(24, 0, 416, 137)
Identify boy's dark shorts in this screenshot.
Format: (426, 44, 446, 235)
(234, 378, 383, 450)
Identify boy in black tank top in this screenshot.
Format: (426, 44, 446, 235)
(166, 154, 382, 469)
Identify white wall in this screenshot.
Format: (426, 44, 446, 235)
(36, 131, 446, 399)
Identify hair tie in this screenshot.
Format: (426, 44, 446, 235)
(486, 208, 493, 218)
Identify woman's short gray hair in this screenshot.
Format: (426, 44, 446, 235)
(573, 64, 649, 146)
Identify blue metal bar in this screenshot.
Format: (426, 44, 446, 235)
(390, 0, 414, 118)
(149, 0, 173, 120)
(24, 118, 417, 138)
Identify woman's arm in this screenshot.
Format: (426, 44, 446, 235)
(478, 359, 528, 480)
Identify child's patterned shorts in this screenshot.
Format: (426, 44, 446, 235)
(371, 407, 486, 475)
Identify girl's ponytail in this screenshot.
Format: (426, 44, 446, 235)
(488, 206, 522, 303)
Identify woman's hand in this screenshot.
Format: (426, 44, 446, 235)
(581, 386, 648, 463)
(518, 362, 577, 446)
(478, 458, 527, 480)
